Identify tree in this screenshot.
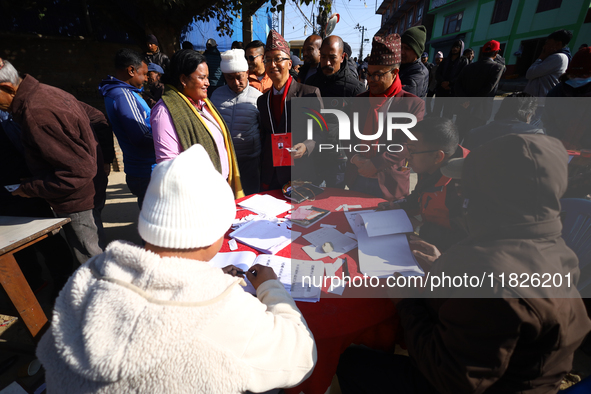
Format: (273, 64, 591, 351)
(1, 0, 332, 55)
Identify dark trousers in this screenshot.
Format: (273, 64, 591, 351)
(238, 157, 261, 196)
(337, 346, 439, 394)
(432, 91, 455, 120)
(317, 158, 347, 189)
(126, 174, 151, 209)
(54, 209, 103, 267)
(426, 90, 436, 114)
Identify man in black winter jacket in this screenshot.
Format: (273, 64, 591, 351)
(434, 40, 469, 118)
(454, 40, 505, 138)
(399, 26, 429, 97)
(306, 35, 365, 188)
(306, 36, 365, 98)
(298, 34, 322, 83)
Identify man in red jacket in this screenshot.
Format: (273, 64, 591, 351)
(0, 58, 104, 266)
(396, 117, 469, 251)
(345, 33, 424, 201)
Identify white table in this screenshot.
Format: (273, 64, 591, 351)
(0, 216, 71, 339)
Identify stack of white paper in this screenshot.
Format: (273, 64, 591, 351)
(345, 210, 423, 278)
(209, 252, 322, 302)
(238, 194, 291, 217)
(229, 219, 301, 254)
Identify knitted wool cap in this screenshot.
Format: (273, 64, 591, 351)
(146, 34, 159, 46)
(138, 144, 236, 249)
(265, 29, 290, 56)
(566, 47, 591, 77)
(368, 34, 402, 66)
(435, 51, 443, 59)
(401, 25, 427, 58)
(220, 49, 249, 73)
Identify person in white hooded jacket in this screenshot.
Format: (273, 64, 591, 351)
(36, 143, 317, 394)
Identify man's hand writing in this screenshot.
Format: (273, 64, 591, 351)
(246, 264, 278, 291)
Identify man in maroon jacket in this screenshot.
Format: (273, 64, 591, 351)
(345, 33, 424, 201)
(0, 59, 104, 265)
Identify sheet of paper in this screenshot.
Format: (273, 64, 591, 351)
(209, 253, 309, 296)
(208, 251, 257, 272)
(328, 281, 345, 295)
(238, 194, 291, 217)
(4, 184, 20, 193)
(303, 227, 357, 252)
(324, 259, 345, 295)
(359, 210, 413, 237)
(345, 232, 357, 240)
(253, 254, 292, 293)
(228, 238, 238, 250)
(301, 238, 357, 260)
(356, 227, 423, 278)
(230, 219, 300, 254)
(0, 382, 29, 394)
(323, 258, 344, 277)
(320, 223, 337, 229)
(291, 259, 323, 302)
(345, 209, 373, 236)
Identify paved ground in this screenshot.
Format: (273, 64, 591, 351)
(101, 171, 143, 246)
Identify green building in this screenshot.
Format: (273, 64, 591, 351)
(422, 0, 590, 76)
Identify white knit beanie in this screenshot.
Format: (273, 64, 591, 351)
(220, 49, 249, 74)
(138, 144, 236, 249)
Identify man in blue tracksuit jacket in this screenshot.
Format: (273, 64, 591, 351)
(99, 48, 156, 208)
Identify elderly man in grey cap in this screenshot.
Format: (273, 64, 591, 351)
(211, 49, 263, 195)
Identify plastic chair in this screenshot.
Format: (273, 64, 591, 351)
(562, 375, 591, 393)
(560, 198, 591, 296)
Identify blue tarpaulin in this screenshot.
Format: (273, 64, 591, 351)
(181, 4, 272, 52)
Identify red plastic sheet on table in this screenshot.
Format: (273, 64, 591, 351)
(223, 188, 402, 394)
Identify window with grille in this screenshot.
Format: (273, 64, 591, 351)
(408, 9, 414, 27)
(443, 12, 463, 35)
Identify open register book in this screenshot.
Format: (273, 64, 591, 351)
(345, 209, 423, 278)
(209, 252, 323, 302)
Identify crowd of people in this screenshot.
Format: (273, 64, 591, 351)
(0, 22, 590, 393)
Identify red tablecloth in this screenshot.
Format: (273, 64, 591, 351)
(222, 188, 400, 394)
